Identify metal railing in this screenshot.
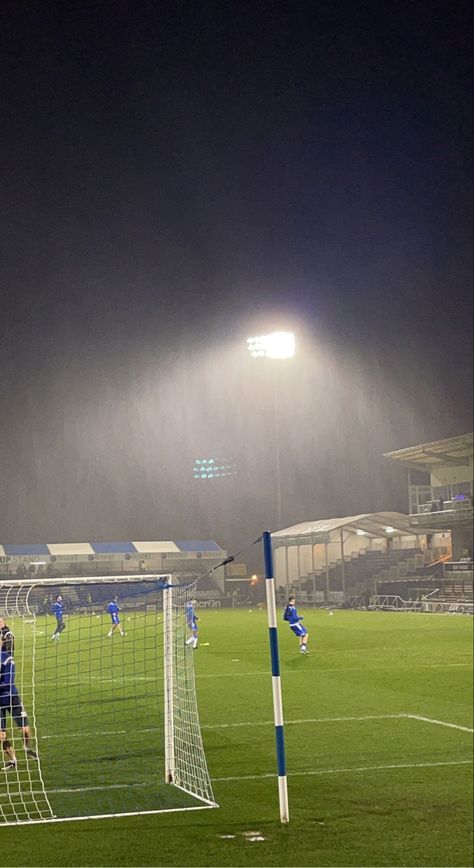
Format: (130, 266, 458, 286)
(371, 594, 473, 615)
(409, 506, 473, 527)
(409, 483, 473, 515)
(345, 595, 367, 608)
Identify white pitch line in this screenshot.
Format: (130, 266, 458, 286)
(54, 675, 157, 683)
(41, 728, 128, 740)
(37, 712, 474, 743)
(42, 712, 474, 740)
(212, 759, 473, 783)
(44, 781, 151, 795)
(41, 715, 401, 741)
(39, 714, 404, 741)
(406, 714, 474, 734)
(195, 669, 419, 679)
(205, 712, 473, 731)
(420, 662, 472, 668)
(0, 805, 215, 827)
(24, 758, 473, 797)
(203, 713, 406, 729)
(197, 662, 471, 676)
(50, 661, 473, 686)
(196, 671, 268, 678)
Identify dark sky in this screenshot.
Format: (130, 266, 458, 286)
(0, 0, 472, 550)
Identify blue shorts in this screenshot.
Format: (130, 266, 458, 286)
(290, 623, 307, 637)
(111, 614, 120, 625)
(0, 687, 28, 731)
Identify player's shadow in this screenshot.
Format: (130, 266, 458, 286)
(284, 654, 312, 671)
(94, 750, 151, 762)
(89, 692, 150, 704)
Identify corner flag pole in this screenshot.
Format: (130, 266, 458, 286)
(262, 530, 289, 823)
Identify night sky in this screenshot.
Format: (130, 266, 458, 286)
(1, 0, 472, 551)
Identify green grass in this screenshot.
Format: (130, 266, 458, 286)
(2, 608, 473, 867)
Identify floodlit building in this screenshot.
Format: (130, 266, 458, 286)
(272, 434, 473, 605)
(0, 539, 226, 594)
(384, 432, 473, 559)
(272, 511, 443, 602)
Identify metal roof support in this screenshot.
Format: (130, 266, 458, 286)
(310, 543, 317, 596)
(340, 527, 346, 599)
(324, 542, 330, 603)
(421, 450, 470, 466)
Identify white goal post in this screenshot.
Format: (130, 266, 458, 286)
(0, 574, 217, 825)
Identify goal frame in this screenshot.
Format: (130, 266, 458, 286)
(0, 573, 218, 825)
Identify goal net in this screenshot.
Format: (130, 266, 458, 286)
(0, 575, 217, 825)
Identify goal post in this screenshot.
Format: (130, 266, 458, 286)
(0, 575, 217, 825)
(163, 581, 175, 785)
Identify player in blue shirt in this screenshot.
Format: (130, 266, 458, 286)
(51, 594, 66, 640)
(107, 597, 125, 637)
(0, 617, 14, 653)
(0, 649, 38, 769)
(185, 600, 199, 649)
(283, 596, 309, 654)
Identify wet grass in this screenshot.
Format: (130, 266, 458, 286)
(2, 608, 473, 866)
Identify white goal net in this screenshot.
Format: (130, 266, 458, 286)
(0, 575, 217, 825)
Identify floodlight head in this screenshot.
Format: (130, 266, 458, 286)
(355, 529, 366, 536)
(246, 331, 295, 359)
(385, 526, 395, 534)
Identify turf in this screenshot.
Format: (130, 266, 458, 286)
(2, 608, 473, 867)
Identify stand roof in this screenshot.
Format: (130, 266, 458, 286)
(383, 433, 473, 472)
(272, 511, 438, 541)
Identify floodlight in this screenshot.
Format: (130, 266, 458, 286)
(385, 527, 395, 534)
(356, 529, 366, 536)
(193, 457, 237, 480)
(246, 332, 295, 359)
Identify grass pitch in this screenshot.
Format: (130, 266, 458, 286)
(2, 607, 473, 867)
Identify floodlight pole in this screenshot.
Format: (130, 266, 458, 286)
(247, 332, 295, 531)
(273, 367, 283, 530)
(262, 530, 289, 823)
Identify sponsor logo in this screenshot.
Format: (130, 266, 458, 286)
(195, 599, 222, 609)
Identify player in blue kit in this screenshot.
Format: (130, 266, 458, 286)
(52, 594, 66, 640)
(283, 596, 309, 654)
(107, 597, 125, 637)
(0, 649, 38, 769)
(185, 600, 199, 648)
(0, 617, 14, 653)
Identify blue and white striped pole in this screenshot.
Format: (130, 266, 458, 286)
(263, 530, 289, 823)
